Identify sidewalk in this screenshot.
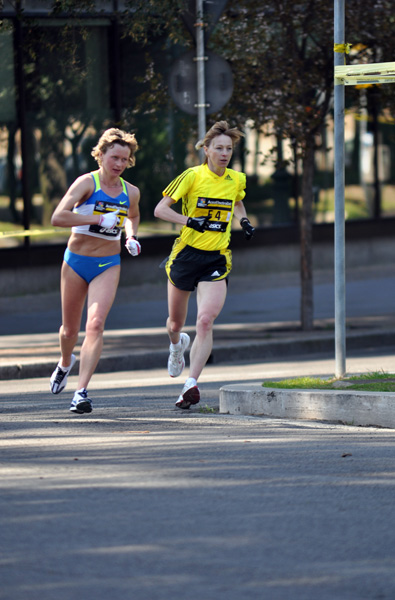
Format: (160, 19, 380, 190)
(1, 266, 395, 381)
(2, 316, 395, 381)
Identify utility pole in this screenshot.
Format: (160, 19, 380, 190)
(195, 0, 206, 158)
(334, 0, 346, 377)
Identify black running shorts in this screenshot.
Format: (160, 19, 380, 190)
(165, 244, 232, 291)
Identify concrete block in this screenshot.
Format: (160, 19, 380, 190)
(219, 383, 395, 428)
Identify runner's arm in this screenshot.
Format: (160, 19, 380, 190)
(154, 196, 209, 232)
(154, 195, 188, 226)
(234, 200, 255, 241)
(124, 184, 140, 239)
(51, 175, 101, 228)
(233, 200, 248, 222)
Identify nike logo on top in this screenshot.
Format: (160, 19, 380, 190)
(120, 200, 127, 204)
(99, 262, 113, 268)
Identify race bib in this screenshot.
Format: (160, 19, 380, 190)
(195, 197, 233, 233)
(89, 200, 128, 237)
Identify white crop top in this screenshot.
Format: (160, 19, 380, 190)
(72, 170, 130, 241)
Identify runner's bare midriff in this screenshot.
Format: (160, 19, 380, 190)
(68, 233, 120, 257)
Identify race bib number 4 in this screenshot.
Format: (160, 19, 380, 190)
(195, 197, 232, 233)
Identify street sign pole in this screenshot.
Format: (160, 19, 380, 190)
(172, 1, 232, 124)
(196, 0, 206, 159)
(334, 0, 346, 377)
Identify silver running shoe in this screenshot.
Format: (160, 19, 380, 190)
(70, 388, 92, 414)
(167, 332, 190, 378)
(50, 354, 76, 394)
(175, 381, 200, 410)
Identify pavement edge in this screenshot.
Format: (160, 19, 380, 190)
(219, 383, 395, 429)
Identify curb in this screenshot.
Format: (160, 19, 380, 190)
(2, 328, 395, 381)
(0, 339, 338, 381)
(208, 329, 395, 364)
(219, 383, 395, 429)
(0, 351, 169, 381)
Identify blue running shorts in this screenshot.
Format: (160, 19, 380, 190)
(64, 248, 120, 284)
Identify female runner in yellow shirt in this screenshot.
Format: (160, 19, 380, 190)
(154, 121, 255, 409)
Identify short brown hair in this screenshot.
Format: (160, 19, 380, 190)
(195, 120, 244, 164)
(91, 128, 139, 168)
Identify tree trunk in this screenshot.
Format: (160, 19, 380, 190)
(7, 123, 19, 223)
(39, 124, 68, 226)
(300, 143, 315, 331)
(371, 95, 381, 219)
(291, 137, 299, 224)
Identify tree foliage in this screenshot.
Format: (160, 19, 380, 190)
(214, 1, 332, 145)
(7, 0, 395, 327)
(208, 0, 395, 329)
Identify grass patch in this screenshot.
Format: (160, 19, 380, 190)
(347, 370, 390, 380)
(263, 377, 335, 390)
(262, 371, 395, 393)
(198, 404, 217, 414)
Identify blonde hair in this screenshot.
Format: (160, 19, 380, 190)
(91, 128, 138, 168)
(195, 121, 244, 164)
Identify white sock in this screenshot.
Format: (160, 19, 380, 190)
(170, 340, 182, 351)
(59, 357, 73, 370)
(185, 377, 197, 388)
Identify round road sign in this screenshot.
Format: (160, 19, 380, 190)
(169, 50, 234, 115)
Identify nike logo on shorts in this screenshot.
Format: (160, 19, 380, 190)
(99, 262, 113, 267)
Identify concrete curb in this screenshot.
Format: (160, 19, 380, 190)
(2, 327, 395, 380)
(0, 351, 169, 381)
(209, 329, 395, 363)
(219, 383, 395, 429)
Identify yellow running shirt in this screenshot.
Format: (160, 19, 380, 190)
(162, 163, 246, 251)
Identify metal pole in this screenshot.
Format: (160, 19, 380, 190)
(196, 0, 206, 160)
(14, 2, 31, 249)
(111, 0, 122, 125)
(334, 0, 346, 377)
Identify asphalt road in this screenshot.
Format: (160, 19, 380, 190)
(2, 348, 395, 600)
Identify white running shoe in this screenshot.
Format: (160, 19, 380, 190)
(175, 380, 200, 410)
(50, 354, 76, 394)
(70, 388, 92, 414)
(167, 333, 190, 378)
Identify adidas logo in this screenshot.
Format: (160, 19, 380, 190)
(211, 270, 221, 276)
(225, 175, 232, 180)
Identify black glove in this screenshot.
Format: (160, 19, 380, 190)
(240, 217, 255, 241)
(186, 216, 209, 233)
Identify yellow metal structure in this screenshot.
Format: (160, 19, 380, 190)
(335, 61, 395, 85)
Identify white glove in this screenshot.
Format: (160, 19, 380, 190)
(99, 210, 119, 228)
(125, 236, 141, 257)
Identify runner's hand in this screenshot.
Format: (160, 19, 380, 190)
(186, 216, 209, 232)
(99, 210, 119, 228)
(125, 236, 141, 256)
(240, 217, 255, 241)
